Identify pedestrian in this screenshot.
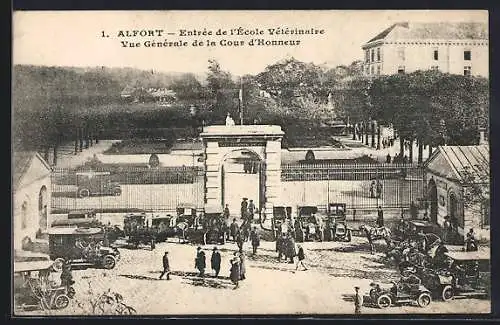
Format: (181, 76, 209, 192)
(465, 228, 478, 252)
(159, 251, 171, 280)
(195, 247, 206, 277)
(60, 261, 74, 288)
(230, 252, 241, 289)
(276, 233, 284, 261)
(230, 218, 239, 241)
(248, 200, 255, 221)
(376, 206, 384, 227)
(442, 216, 452, 244)
(250, 226, 260, 255)
(211, 247, 221, 277)
(286, 234, 297, 264)
(236, 230, 244, 252)
(223, 204, 230, 219)
(386, 153, 391, 163)
(241, 198, 248, 219)
(295, 245, 308, 271)
(376, 180, 382, 198)
(354, 286, 363, 314)
(369, 180, 375, 198)
(422, 212, 430, 222)
(239, 249, 246, 280)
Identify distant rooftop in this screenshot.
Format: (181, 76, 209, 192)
(364, 21, 488, 46)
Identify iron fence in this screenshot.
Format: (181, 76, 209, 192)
(51, 166, 204, 214)
(281, 163, 424, 209)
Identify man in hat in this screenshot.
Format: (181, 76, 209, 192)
(354, 286, 363, 314)
(159, 251, 171, 280)
(248, 199, 255, 221)
(211, 246, 221, 277)
(376, 206, 384, 227)
(295, 244, 308, 271)
(195, 247, 206, 277)
(230, 218, 240, 242)
(250, 226, 260, 255)
(236, 230, 244, 252)
(241, 198, 248, 219)
(238, 249, 246, 281)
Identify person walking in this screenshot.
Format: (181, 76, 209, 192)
(159, 251, 171, 280)
(248, 200, 255, 221)
(250, 226, 260, 255)
(230, 218, 239, 242)
(236, 230, 244, 252)
(376, 206, 384, 227)
(230, 252, 241, 289)
(195, 247, 206, 277)
(223, 204, 230, 219)
(211, 247, 221, 277)
(295, 245, 308, 271)
(376, 180, 383, 198)
(354, 286, 363, 314)
(369, 181, 375, 198)
(239, 249, 246, 281)
(241, 198, 248, 219)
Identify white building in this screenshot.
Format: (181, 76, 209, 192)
(362, 22, 488, 77)
(13, 151, 52, 252)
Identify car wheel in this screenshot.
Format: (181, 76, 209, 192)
(53, 294, 70, 309)
(441, 285, 454, 301)
(102, 255, 116, 269)
(417, 292, 432, 308)
(78, 188, 90, 198)
(346, 230, 352, 242)
(376, 294, 392, 309)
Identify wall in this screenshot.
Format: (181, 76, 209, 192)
(13, 175, 51, 251)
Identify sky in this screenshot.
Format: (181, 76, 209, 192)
(13, 10, 487, 76)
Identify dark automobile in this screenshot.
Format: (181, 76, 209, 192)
(369, 275, 432, 309)
(296, 206, 325, 242)
(271, 206, 293, 239)
(324, 203, 352, 242)
(123, 213, 156, 249)
(48, 227, 120, 270)
(75, 171, 122, 198)
(14, 261, 74, 311)
(203, 206, 227, 245)
(151, 213, 176, 242)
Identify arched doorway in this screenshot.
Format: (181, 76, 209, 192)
(427, 178, 438, 223)
(38, 186, 48, 231)
(221, 149, 264, 218)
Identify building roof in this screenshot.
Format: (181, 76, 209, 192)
(425, 145, 489, 183)
(13, 151, 51, 190)
(364, 22, 488, 46)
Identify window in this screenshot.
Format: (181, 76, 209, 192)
(377, 66, 381, 75)
(397, 47, 405, 61)
(377, 48, 381, 61)
(482, 199, 490, 227)
(397, 66, 405, 74)
(464, 66, 471, 76)
(433, 49, 439, 60)
(371, 49, 375, 62)
(464, 50, 471, 60)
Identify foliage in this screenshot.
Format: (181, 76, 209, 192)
(73, 280, 136, 315)
(459, 164, 490, 210)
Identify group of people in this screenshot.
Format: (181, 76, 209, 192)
(229, 219, 261, 255)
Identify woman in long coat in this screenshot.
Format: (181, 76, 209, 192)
(285, 236, 297, 264)
(230, 252, 241, 289)
(239, 251, 246, 280)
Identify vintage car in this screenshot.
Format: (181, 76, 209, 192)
(48, 227, 121, 270)
(75, 171, 122, 198)
(151, 213, 176, 242)
(203, 206, 227, 245)
(123, 213, 156, 249)
(434, 250, 490, 301)
(14, 260, 74, 311)
(393, 219, 435, 242)
(296, 206, 325, 242)
(369, 275, 433, 309)
(51, 209, 101, 228)
(271, 206, 293, 239)
(324, 203, 352, 242)
(176, 203, 197, 224)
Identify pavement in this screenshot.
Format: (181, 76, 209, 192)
(15, 237, 490, 316)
